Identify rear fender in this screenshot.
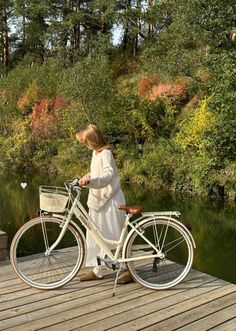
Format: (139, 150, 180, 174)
(122, 216, 196, 259)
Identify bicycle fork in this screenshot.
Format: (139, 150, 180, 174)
(42, 200, 77, 256)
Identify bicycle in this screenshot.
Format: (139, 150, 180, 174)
(10, 179, 196, 296)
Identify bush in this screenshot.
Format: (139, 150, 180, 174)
(171, 151, 217, 195)
(119, 140, 176, 190)
(49, 139, 91, 178)
(59, 55, 116, 128)
(0, 119, 35, 172)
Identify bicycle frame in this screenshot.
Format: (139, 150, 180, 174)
(46, 188, 165, 263)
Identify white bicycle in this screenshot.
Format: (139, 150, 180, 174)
(10, 179, 196, 295)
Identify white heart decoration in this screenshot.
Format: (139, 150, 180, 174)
(21, 182, 27, 189)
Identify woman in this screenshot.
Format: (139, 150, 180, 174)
(76, 124, 131, 283)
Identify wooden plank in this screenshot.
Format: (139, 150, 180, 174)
(0, 261, 81, 289)
(177, 303, 236, 331)
(0, 281, 33, 294)
(0, 268, 113, 306)
(0, 282, 149, 330)
(142, 292, 236, 331)
(0, 275, 133, 320)
(0, 272, 209, 330)
(75, 283, 236, 331)
(1, 246, 80, 286)
(0, 266, 107, 302)
(0, 262, 16, 277)
(0, 267, 80, 295)
(0, 259, 234, 331)
(17, 274, 222, 331)
(210, 317, 236, 331)
(0, 286, 43, 303)
(0, 268, 198, 305)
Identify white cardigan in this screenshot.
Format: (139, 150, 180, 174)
(86, 149, 121, 211)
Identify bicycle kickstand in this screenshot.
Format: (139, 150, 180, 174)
(112, 264, 123, 297)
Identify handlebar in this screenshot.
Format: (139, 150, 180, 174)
(64, 178, 81, 192)
(71, 178, 80, 188)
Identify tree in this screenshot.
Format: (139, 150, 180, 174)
(0, 0, 13, 68)
(13, 0, 51, 64)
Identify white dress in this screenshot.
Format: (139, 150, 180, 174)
(85, 149, 126, 267)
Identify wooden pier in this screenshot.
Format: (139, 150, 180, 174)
(0, 261, 235, 330)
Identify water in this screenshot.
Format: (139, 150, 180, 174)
(0, 174, 235, 284)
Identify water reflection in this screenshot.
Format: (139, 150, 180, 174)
(0, 174, 235, 283)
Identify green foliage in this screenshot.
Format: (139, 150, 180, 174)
(31, 140, 58, 175)
(119, 140, 176, 190)
(206, 50, 236, 162)
(59, 55, 116, 128)
(0, 119, 35, 172)
(171, 151, 218, 195)
(0, 0, 235, 200)
(213, 163, 236, 200)
(49, 139, 91, 178)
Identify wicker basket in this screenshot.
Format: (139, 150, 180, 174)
(39, 186, 69, 213)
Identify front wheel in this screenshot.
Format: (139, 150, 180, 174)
(10, 217, 85, 289)
(125, 218, 194, 290)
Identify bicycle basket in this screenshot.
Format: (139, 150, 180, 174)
(39, 186, 70, 213)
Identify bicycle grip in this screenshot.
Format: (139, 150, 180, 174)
(71, 178, 80, 187)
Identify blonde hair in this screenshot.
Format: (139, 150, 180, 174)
(76, 124, 111, 152)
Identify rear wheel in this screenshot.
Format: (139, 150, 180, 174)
(125, 218, 194, 289)
(10, 217, 85, 289)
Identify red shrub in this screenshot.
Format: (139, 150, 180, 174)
(138, 74, 158, 97)
(148, 83, 173, 100)
(147, 76, 190, 102)
(30, 97, 61, 141)
(52, 95, 64, 110)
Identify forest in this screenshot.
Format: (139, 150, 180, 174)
(0, 0, 235, 199)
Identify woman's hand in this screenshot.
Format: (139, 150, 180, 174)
(78, 177, 90, 186)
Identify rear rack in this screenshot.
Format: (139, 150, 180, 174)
(142, 211, 181, 218)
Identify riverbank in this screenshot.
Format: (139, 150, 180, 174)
(0, 57, 235, 202)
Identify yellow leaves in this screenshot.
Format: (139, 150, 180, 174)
(131, 109, 155, 140)
(174, 99, 216, 152)
(17, 80, 40, 115)
(0, 89, 7, 105)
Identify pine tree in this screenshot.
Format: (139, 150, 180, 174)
(0, 0, 13, 68)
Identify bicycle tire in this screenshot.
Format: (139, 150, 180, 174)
(124, 218, 194, 290)
(10, 216, 85, 290)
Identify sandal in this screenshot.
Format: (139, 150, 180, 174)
(79, 270, 103, 282)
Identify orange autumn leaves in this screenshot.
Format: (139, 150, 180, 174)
(137, 74, 191, 104)
(17, 81, 64, 141)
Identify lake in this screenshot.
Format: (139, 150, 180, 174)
(0, 173, 235, 284)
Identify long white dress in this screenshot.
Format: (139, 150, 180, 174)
(85, 149, 126, 267)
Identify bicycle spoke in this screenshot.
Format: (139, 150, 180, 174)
(160, 222, 170, 252)
(152, 221, 161, 251)
(126, 218, 193, 289)
(163, 237, 187, 254)
(11, 217, 85, 289)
